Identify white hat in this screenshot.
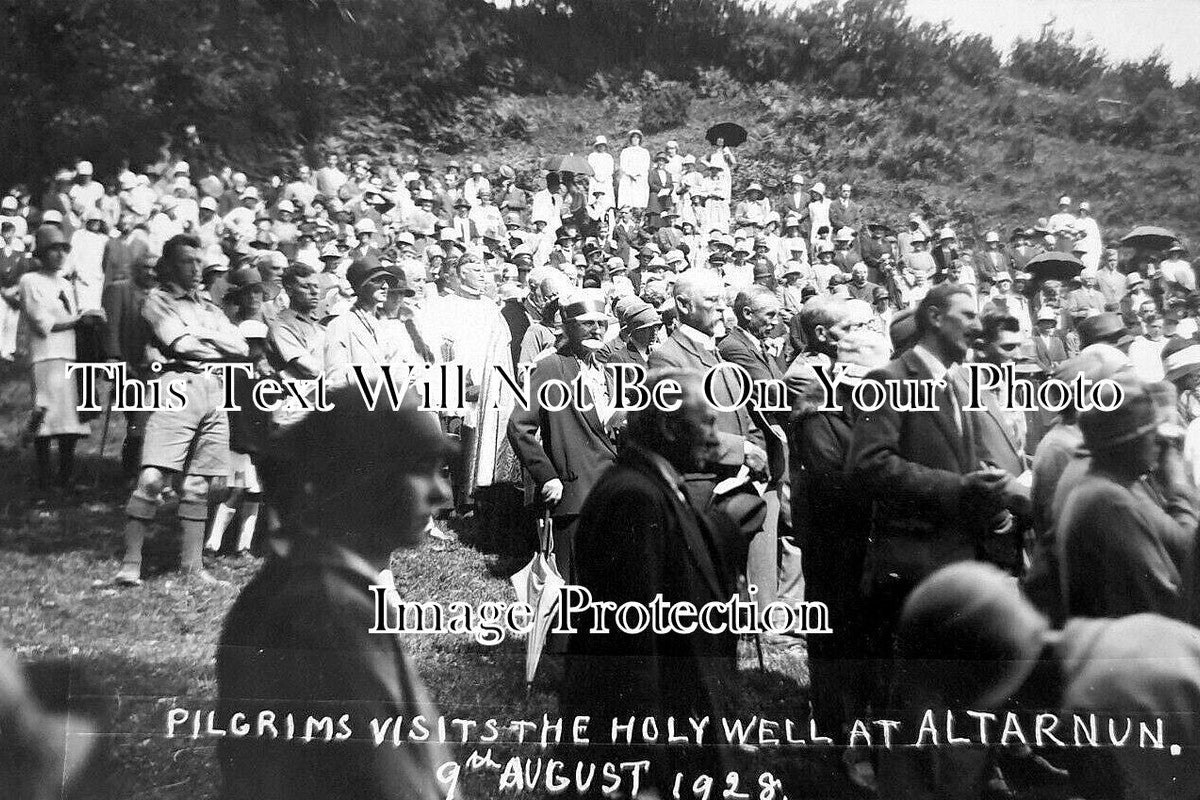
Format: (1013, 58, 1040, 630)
(395, 231, 416, 247)
(174, 161, 191, 175)
(41, 209, 64, 225)
(666, 140, 678, 148)
(199, 196, 218, 212)
(939, 227, 956, 240)
(747, 182, 764, 193)
(811, 182, 826, 196)
(791, 174, 805, 185)
(1072, 241, 1088, 254)
(682, 154, 696, 165)
(1037, 306, 1058, 323)
(1078, 200, 1091, 211)
(840, 183, 852, 192)
(994, 271, 1013, 283)
(594, 135, 608, 146)
(75, 160, 94, 176)
(354, 218, 376, 234)
(835, 227, 855, 242)
(0, 196, 16, 212)
(910, 231, 927, 244)
(1058, 195, 1071, 206)
(817, 241, 836, 254)
(117, 171, 137, 190)
(320, 241, 342, 259)
(627, 128, 643, 138)
(782, 261, 804, 276)
(276, 199, 296, 213)
(471, 163, 484, 174)
(984, 231, 1000, 243)
(240, 186, 260, 200)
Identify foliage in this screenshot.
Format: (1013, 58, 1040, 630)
(1115, 52, 1174, 98)
(638, 76, 693, 134)
(1009, 23, 1108, 91)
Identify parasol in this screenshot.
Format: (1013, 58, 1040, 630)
(705, 122, 748, 148)
(510, 512, 565, 691)
(542, 154, 594, 177)
(1120, 226, 1178, 251)
(1024, 251, 1084, 284)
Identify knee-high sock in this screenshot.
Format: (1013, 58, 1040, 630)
(236, 500, 260, 551)
(122, 518, 151, 569)
(206, 503, 237, 552)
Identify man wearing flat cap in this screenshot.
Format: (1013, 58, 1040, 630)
(1059, 375, 1198, 622)
(508, 294, 620, 585)
(218, 386, 455, 800)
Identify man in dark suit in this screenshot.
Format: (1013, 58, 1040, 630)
(562, 368, 742, 796)
(101, 254, 157, 477)
(718, 286, 787, 610)
(508, 295, 620, 583)
(849, 283, 1026, 668)
(650, 270, 769, 574)
(650, 271, 767, 486)
(217, 391, 454, 800)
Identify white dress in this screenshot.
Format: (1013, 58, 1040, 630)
(708, 147, 734, 201)
(587, 151, 615, 212)
(617, 146, 650, 210)
(19, 270, 88, 437)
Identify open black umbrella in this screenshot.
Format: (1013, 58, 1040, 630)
(1120, 225, 1178, 251)
(1025, 251, 1084, 284)
(705, 122, 747, 148)
(542, 154, 594, 177)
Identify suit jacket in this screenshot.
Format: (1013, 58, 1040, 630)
(507, 350, 618, 518)
(100, 279, 152, 372)
(1031, 332, 1068, 374)
(848, 348, 984, 583)
(974, 249, 1010, 283)
(562, 444, 740, 792)
(323, 308, 396, 388)
(649, 327, 758, 467)
(217, 537, 449, 800)
(828, 199, 862, 232)
(500, 299, 533, 370)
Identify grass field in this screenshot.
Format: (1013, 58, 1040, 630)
(0, 364, 847, 799)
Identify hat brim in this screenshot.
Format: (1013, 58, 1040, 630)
(565, 312, 608, 323)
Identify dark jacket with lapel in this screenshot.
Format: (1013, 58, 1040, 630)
(649, 326, 759, 466)
(507, 349, 618, 517)
(848, 348, 982, 583)
(562, 444, 740, 792)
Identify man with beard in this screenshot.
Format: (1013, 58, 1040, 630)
(561, 369, 740, 797)
(508, 295, 620, 585)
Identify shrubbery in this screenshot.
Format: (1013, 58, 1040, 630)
(1009, 24, 1107, 91)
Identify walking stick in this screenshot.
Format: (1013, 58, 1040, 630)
(754, 632, 765, 671)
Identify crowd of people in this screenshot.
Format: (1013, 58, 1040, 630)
(4, 131, 1200, 798)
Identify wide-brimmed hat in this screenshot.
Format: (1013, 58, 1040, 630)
(346, 259, 396, 292)
(898, 562, 1048, 707)
(1164, 339, 1200, 384)
(1076, 312, 1126, 348)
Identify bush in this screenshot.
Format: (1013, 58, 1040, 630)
(1115, 52, 1173, 99)
(947, 33, 1002, 87)
(1009, 24, 1107, 91)
(639, 81, 692, 134)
